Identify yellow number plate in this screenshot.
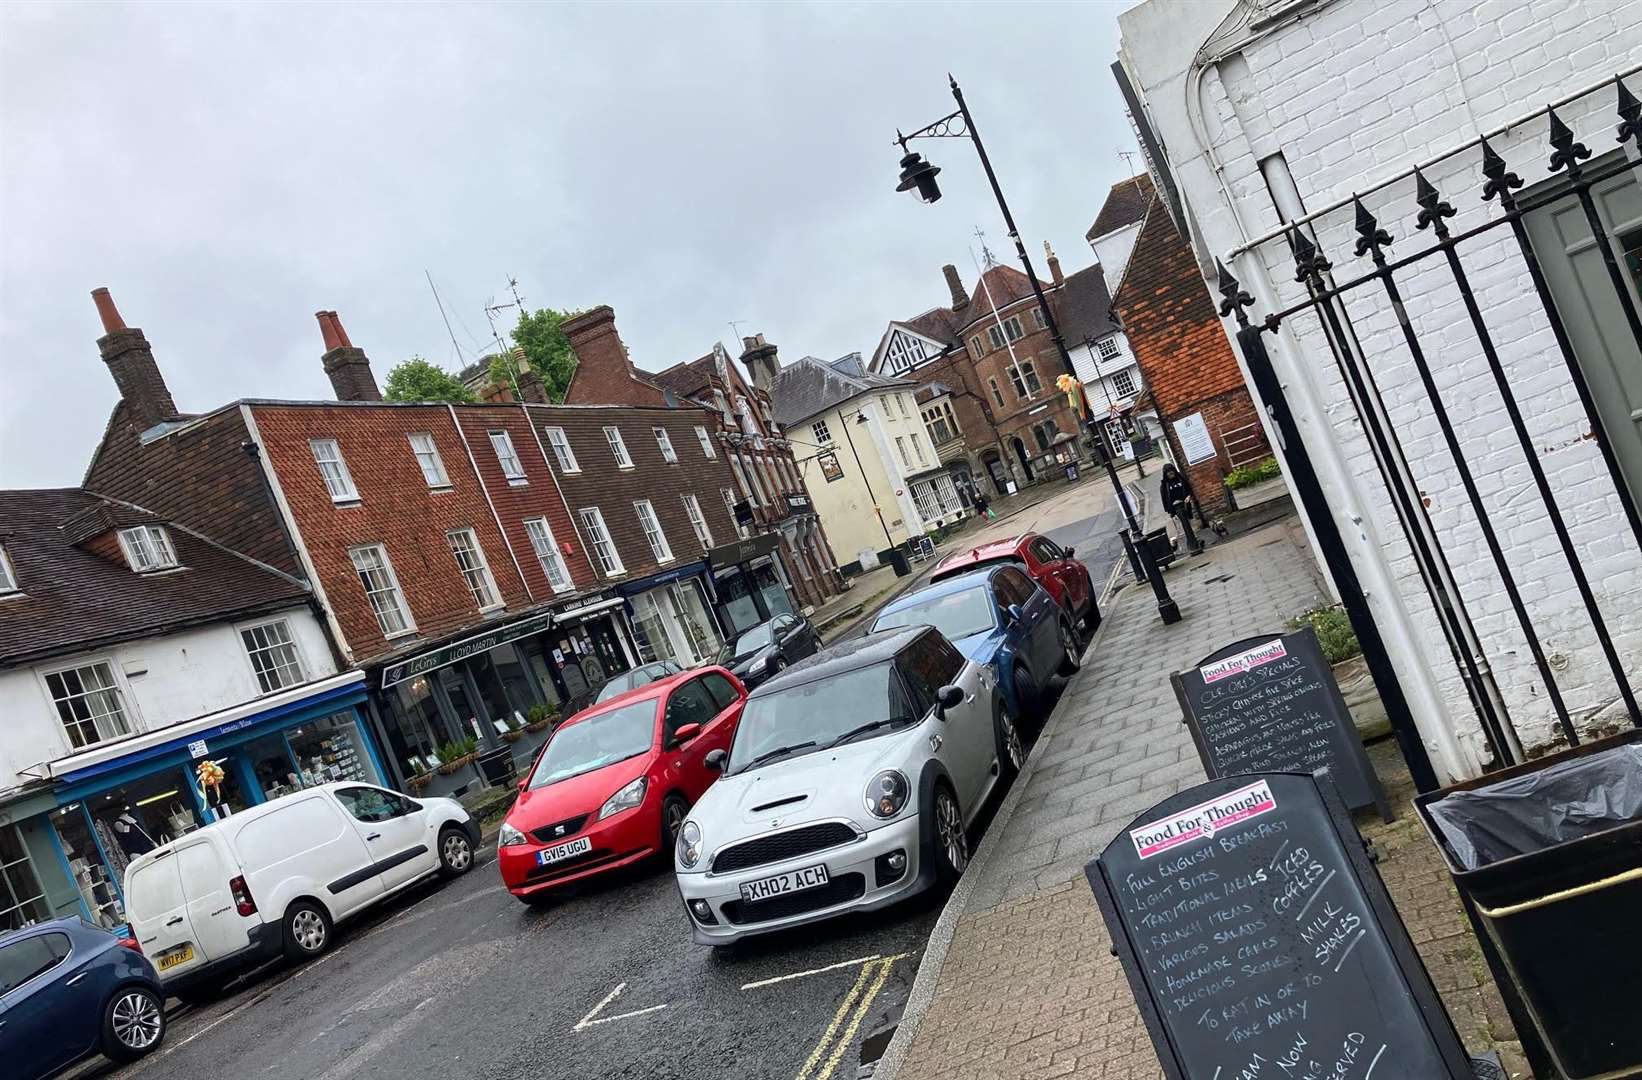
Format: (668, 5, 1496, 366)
(158, 943, 194, 970)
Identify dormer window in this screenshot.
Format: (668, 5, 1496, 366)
(117, 525, 178, 572)
(0, 544, 17, 595)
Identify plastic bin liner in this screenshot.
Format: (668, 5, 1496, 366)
(1425, 743, 1642, 871)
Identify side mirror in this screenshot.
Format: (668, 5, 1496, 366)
(1063, 546, 1076, 559)
(671, 722, 702, 748)
(1006, 603, 1025, 624)
(936, 684, 964, 716)
(704, 748, 728, 772)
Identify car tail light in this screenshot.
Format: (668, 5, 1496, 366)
(117, 936, 143, 954)
(230, 875, 257, 917)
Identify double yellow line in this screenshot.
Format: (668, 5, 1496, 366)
(795, 954, 905, 1080)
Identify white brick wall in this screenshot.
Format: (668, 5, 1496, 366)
(1120, 0, 1642, 776)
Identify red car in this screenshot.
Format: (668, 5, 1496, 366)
(497, 666, 745, 904)
(931, 532, 1100, 635)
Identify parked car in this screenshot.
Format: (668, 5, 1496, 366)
(595, 660, 683, 704)
(675, 625, 1017, 946)
(714, 612, 820, 689)
(498, 666, 746, 904)
(124, 783, 478, 998)
(930, 533, 1099, 636)
(871, 564, 1079, 720)
(0, 918, 166, 1079)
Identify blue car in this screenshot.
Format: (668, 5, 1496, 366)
(0, 917, 167, 1079)
(871, 563, 1079, 721)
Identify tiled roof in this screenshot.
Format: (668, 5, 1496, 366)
(962, 265, 1036, 325)
(902, 308, 962, 347)
(769, 356, 913, 427)
(0, 489, 311, 667)
(1087, 173, 1155, 241)
(1055, 263, 1121, 344)
(651, 354, 716, 398)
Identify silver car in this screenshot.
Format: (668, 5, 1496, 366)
(673, 625, 1022, 946)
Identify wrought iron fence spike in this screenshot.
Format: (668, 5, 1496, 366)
(1287, 226, 1331, 282)
(1214, 260, 1255, 326)
(1617, 79, 1641, 147)
(1412, 168, 1456, 234)
(1546, 106, 1593, 174)
(1351, 197, 1393, 258)
(1478, 137, 1523, 203)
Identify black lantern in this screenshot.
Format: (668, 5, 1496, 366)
(896, 151, 942, 203)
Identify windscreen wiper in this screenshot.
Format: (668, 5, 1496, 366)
(827, 716, 914, 749)
(744, 741, 817, 769)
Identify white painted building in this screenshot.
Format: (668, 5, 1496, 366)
(1118, 0, 1642, 778)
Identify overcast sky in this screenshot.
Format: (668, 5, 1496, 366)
(1, 1, 1138, 489)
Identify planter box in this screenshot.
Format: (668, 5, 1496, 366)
(436, 753, 477, 776)
(523, 718, 555, 734)
(501, 730, 525, 743)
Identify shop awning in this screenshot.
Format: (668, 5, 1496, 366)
(613, 561, 709, 597)
(43, 671, 368, 782)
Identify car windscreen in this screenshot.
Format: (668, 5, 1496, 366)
(717, 623, 772, 662)
(528, 700, 655, 789)
(872, 586, 996, 641)
(728, 662, 915, 773)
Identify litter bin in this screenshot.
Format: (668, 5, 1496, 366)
(1416, 731, 1642, 1079)
(477, 745, 518, 789)
(1141, 526, 1176, 569)
(886, 548, 911, 577)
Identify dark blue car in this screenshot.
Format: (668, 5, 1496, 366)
(871, 563, 1079, 721)
(0, 917, 167, 1079)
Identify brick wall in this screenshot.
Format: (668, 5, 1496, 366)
(562, 306, 667, 407)
(1161, 387, 1266, 514)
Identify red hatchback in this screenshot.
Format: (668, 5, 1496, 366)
(497, 666, 745, 904)
(931, 532, 1099, 635)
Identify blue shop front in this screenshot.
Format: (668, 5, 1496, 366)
(34, 672, 382, 931)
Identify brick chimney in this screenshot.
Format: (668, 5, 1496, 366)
(942, 264, 970, 311)
(92, 288, 177, 433)
(740, 333, 780, 393)
(1044, 241, 1064, 287)
(561, 305, 665, 406)
(316, 311, 382, 401)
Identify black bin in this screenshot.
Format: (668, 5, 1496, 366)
(1415, 731, 1642, 1079)
(1141, 526, 1176, 569)
(886, 549, 911, 577)
(477, 745, 517, 789)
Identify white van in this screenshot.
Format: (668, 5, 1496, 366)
(123, 783, 477, 997)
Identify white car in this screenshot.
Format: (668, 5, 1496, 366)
(124, 782, 477, 998)
(674, 625, 1020, 945)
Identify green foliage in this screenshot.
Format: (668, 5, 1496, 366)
(437, 736, 479, 762)
(512, 307, 583, 403)
(1287, 605, 1362, 664)
(1224, 455, 1282, 490)
(383, 356, 476, 403)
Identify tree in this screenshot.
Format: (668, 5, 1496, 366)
(383, 356, 476, 403)
(511, 307, 583, 403)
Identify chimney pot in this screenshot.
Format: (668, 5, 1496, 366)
(942, 265, 970, 310)
(318, 310, 382, 401)
(1044, 241, 1064, 288)
(316, 311, 341, 351)
(91, 288, 127, 334)
(327, 311, 353, 347)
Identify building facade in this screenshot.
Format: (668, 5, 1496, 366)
(1055, 258, 1160, 462)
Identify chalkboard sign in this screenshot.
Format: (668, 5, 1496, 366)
(1172, 628, 1392, 822)
(1086, 772, 1473, 1080)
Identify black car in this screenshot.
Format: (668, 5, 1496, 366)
(593, 660, 683, 704)
(715, 612, 819, 688)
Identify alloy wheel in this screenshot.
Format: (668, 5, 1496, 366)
(292, 908, 327, 953)
(936, 789, 969, 873)
(664, 802, 686, 844)
(112, 991, 163, 1050)
(443, 833, 472, 872)
(1000, 708, 1025, 770)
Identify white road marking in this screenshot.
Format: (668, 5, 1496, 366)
(574, 981, 670, 1032)
(741, 953, 889, 991)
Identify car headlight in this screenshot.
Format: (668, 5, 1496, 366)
(498, 822, 528, 848)
(598, 776, 647, 820)
(864, 769, 910, 819)
(677, 820, 702, 868)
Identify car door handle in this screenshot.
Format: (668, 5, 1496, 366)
(366, 833, 382, 841)
(65, 973, 88, 987)
(165, 916, 185, 927)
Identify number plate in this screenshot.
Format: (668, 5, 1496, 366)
(536, 836, 592, 866)
(739, 863, 829, 903)
(157, 943, 194, 971)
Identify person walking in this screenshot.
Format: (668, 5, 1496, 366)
(1159, 463, 1204, 554)
(973, 491, 995, 521)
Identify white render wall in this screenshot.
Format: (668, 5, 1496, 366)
(0, 607, 336, 789)
(1119, 0, 1642, 776)
(797, 396, 918, 568)
(1068, 331, 1143, 421)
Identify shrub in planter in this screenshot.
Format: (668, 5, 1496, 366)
(523, 703, 558, 733)
(1287, 605, 1361, 664)
(1224, 455, 1282, 491)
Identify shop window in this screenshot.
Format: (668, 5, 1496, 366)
(383, 677, 456, 781)
(630, 591, 678, 666)
(714, 569, 762, 635)
(310, 438, 359, 503)
(286, 712, 377, 788)
(753, 560, 792, 620)
(670, 581, 721, 662)
(67, 771, 199, 902)
(0, 826, 50, 932)
(241, 619, 305, 694)
(44, 661, 131, 750)
(117, 525, 178, 573)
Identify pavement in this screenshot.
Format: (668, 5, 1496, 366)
(874, 509, 1534, 1080)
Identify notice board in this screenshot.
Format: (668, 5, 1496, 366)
(1086, 772, 1473, 1080)
(1172, 627, 1391, 822)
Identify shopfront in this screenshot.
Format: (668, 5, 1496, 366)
(617, 563, 725, 668)
(705, 534, 796, 638)
(30, 673, 380, 931)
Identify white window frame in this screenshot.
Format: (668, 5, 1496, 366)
(349, 544, 415, 638)
(604, 426, 634, 469)
(987, 324, 1007, 351)
(523, 517, 574, 593)
(116, 525, 178, 572)
(633, 499, 675, 564)
(407, 432, 450, 489)
(1095, 336, 1122, 362)
(239, 618, 306, 694)
(898, 394, 911, 419)
(447, 527, 503, 611)
(579, 507, 625, 576)
(0, 544, 17, 595)
(811, 419, 833, 445)
(543, 426, 580, 473)
(42, 660, 132, 750)
(723, 488, 750, 539)
(912, 434, 928, 466)
(488, 430, 527, 485)
(1002, 315, 1025, 342)
(310, 438, 359, 503)
(654, 427, 679, 464)
(970, 334, 986, 358)
(694, 425, 717, 459)
(1111, 367, 1138, 398)
(682, 494, 713, 550)
(895, 436, 911, 468)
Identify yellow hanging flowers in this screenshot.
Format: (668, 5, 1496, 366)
(196, 759, 225, 796)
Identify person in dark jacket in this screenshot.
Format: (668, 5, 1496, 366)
(1159, 464, 1204, 554)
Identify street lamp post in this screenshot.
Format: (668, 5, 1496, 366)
(841, 409, 897, 552)
(895, 76, 1180, 624)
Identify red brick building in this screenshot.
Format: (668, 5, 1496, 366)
(1102, 182, 1271, 512)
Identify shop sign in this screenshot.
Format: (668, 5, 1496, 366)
(784, 492, 812, 513)
(614, 561, 708, 596)
(818, 450, 844, 483)
(187, 740, 209, 759)
(380, 611, 556, 689)
(707, 532, 782, 568)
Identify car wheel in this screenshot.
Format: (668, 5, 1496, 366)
(931, 783, 969, 887)
(996, 702, 1025, 782)
(438, 827, 474, 877)
(660, 794, 689, 855)
(1013, 662, 1039, 719)
(1081, 595, 1100, 636)
(1057, 617, 1081, 676)
(101, 984, 165, 1062)
(281, 900, 332, 961)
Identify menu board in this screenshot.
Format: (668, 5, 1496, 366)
(1172, 628, 1391, 822)
(1086, 773, 1471, 1080)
